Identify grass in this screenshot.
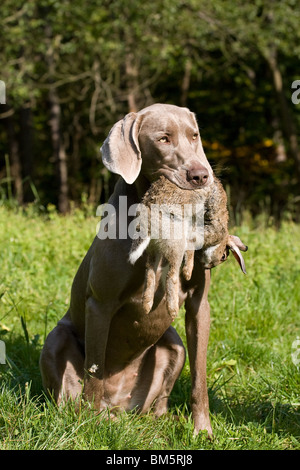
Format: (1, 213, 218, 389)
(0, 204, 299, 450)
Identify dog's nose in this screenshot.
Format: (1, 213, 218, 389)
(186, 164, 209, 187)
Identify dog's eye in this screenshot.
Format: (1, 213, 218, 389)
(158, 136, 169, 143)
(221, 253, 227, 261)
(192, 133, 198, 140)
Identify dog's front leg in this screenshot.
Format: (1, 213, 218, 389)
(83, 296, 113, 411)
(185, 268, 212, 436)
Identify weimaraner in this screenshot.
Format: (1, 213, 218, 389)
(40, 103, 246, 436)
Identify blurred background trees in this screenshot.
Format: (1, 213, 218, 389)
(1, 0, 299, 224)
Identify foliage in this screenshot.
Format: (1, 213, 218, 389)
(0, 206, 299, 450)
(0, 0, 299, 222)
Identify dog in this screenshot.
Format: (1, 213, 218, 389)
(40, 104, 247, 436)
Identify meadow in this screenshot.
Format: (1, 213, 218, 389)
(0, 204, 299, 450)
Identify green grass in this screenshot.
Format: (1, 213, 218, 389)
(0, 205, 299, 450)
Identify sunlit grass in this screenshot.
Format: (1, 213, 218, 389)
(0, 206, 299, 449)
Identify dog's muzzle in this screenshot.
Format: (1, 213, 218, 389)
(186, 163, 209, 187)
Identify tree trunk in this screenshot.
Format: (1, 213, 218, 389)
(6, 109, 23, 204)
(181, 59, 192, 107)
(48, 86, 69, 213)
(45, 20, 69, 213)
(125, 50, 139, 113)
(20, 105, 34, 201)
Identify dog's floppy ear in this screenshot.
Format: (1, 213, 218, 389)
(100, 112, 143, 184)
(227, 235, 248, 274)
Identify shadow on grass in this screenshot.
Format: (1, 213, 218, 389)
(0, 332, 43, 397)
(2, 333, 299, 441)
(169, 371, 300, 439)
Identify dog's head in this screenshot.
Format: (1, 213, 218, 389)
(100, 104, 213, 190)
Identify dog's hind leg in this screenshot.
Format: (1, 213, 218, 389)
(40, 314, 84, 404)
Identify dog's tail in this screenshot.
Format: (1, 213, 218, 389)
(128, 236, 151, 264)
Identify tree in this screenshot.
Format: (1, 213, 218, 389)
(199, 0, 300, 179)
(0, 0, 299, 221)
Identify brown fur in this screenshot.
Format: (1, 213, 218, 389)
(129, 175, 229, 319)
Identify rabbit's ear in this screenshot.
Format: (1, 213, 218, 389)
(101, 112, 143, 184)
(227, 235, 248, 274)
